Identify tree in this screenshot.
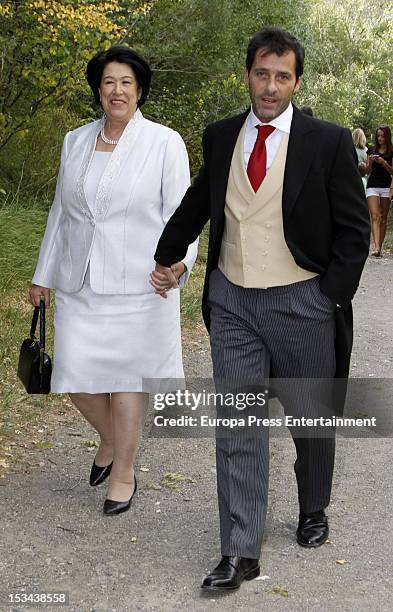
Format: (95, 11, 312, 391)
(299, 0, 393, 134)
(0, 0, 154, 150)
(0, 0, 151, 197)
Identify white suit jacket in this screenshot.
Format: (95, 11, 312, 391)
(32, 109, 198, 294)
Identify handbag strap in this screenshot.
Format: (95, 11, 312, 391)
(39, 297, 46, 351)
(39, 299, 46, 375)
(30, 306, 39, 339)
(29, 298, 47, 375)
(30, 298, 46, 351)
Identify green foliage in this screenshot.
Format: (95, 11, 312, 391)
(0, 204, 56, 441)
(132, 0, 310, 174)
(0, 0, 392, 196)
(0, 206, 48, 291)
(299, 0, 393, 135)
(0, 0, 148, 198)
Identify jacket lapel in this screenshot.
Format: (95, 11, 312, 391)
(210, 110, 249, 215)
(282, 105, 318, 219)
(75, 110, 144, 220)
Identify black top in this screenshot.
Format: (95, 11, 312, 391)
(366, 149, 393, 188)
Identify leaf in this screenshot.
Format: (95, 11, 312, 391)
(0, 459, 10, 468)
(83, 439, 99, 448)
(269, 585, 289, 597)
(336, 559, 349, 565)
(139, 466, 149, 472)
(161, 472, 196, 490)
(130, 536, 137, 543)
(146, 482, 162, 491)
(34, 441, 53, 449)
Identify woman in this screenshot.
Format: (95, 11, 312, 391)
(364, 125, 393, 257)
(352, 128, 368, 192)
(29, 46, 198, 515)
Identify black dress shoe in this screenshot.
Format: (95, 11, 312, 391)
(201, 556, 260, 591)
(89, 458, 113, 487)
(296, 509, 329, 548)
(103, 475, 137, 516)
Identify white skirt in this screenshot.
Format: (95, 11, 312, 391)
(51, 269, 184, 393)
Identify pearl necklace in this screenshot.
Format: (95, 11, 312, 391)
(100, 124, 119, 145)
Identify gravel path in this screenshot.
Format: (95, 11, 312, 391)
(1, 256, 392, 611)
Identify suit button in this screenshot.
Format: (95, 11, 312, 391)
(265, 222, 271, 228)
(262, 251, 268, 256)
(261, 264, 266, 270)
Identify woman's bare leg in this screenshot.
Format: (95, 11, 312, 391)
(367, 195, 381, 254)
(106, 392, 148, 502)
(378, 197, 391, 252)
(69, 393, 113, 466)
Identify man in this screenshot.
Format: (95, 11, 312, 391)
(151, 27, 369, 591)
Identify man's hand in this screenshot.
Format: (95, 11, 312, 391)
(29, 285, 50, 307)
(150, 262, 186, 298)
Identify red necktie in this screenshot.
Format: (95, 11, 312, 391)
(247, 125, 276, 192)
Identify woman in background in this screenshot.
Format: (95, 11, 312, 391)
(352, 128, 368, 192)
(364, 125, 393, 257)
(29, 46, 198, 515)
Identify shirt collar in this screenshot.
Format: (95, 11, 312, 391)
(248, 102, 293, 134)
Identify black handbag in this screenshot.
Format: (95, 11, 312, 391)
(17, 298, 52, 394)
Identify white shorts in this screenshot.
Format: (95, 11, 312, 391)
(366, 187, 390, 198)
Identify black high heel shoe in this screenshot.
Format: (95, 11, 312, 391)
(103, 475, 137, 516)
(89, 458, 113, 487)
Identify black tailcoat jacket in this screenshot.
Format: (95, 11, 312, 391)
(155, 106, 370, 379)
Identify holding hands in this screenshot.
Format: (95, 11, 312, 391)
(150, 262, 186, 298)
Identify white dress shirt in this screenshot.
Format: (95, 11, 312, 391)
(244, 102, 293, 169)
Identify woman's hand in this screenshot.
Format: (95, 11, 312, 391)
(374, 157, 393, 175)
(150, 262, 186, 298)
(358, 162, 367, 177)
(171, 261, 186, 281)
(29, 285, 50, 307)
(364, 155, 373, 174)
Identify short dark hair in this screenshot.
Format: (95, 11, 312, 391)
(246, 27, 305, 80)
(86, 46, 151, 108)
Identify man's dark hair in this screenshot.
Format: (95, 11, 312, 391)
(86, 46, 151, 108)
(246, 27, 305, 80)
(300, 106, 314, 117)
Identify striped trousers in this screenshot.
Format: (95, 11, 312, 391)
(208, 268, 337, 558)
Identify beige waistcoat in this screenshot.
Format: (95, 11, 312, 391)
(218, 121, 317, 288)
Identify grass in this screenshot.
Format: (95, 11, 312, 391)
(0, 206, 70, 466)
(0, 203, 208, 471)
